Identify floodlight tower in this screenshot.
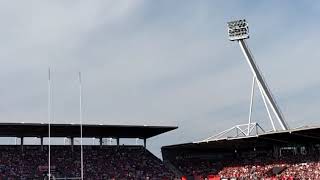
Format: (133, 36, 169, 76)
(227, 19, 289, 131)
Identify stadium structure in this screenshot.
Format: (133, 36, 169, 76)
(161, 20, 320, 179)
(0, 122, 178, 179)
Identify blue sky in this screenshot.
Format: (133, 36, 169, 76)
(0, 1, 320, 157)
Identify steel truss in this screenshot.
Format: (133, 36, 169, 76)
(196, 122, 265, 143)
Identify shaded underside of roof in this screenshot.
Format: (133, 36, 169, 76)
(162, 126, 320, 152)
(0, 123, 177, 139)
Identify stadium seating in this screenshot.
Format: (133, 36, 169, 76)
(2, 144, 320, 179)
(0, 145, 177, 179)
(172, 152, 320, 179)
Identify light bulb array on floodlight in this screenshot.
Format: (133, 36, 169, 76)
(227, 19, 249, 41)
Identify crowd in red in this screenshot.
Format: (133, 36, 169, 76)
(175, 151, 320, 179)
(0, 145, 177, 179)
(1, 145, 319, 179)
(218, 160, 320, 179)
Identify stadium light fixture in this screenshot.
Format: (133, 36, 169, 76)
(227, 19, 249, 41)
(192, 20, 291, 143)
(227, 19, 289, 132)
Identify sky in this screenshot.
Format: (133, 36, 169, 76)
(0, 1, 320, 157)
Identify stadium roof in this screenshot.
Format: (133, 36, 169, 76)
(0, 123, 177, 139)
(162, 126, 320, 152)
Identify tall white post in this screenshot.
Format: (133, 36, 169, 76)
(79, 72, 84, 180)
(48, 68, 51, 179)
(247, 76, 255, 135)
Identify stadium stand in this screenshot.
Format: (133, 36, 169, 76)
(0, 123, 179, 179)
(162, 126, 320, 179)
(0, 145, 178, 179)
(171, 153, 320, 179)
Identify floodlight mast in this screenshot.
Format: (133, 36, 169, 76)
(227, 19, 289, 131)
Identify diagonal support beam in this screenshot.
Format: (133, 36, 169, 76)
(256, 80, 276, 131)
(238, 40, 289, 130)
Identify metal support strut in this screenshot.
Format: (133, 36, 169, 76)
(238, 40, 289, 131)
(247, 76, 255, 135)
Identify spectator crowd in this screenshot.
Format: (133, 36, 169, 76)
(173, 150, 320, 179)
(1, 145, 320, 179)
(0, 145, 177, 179)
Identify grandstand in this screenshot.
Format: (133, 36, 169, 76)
(162, 126, 320, 179)
(0, 123, 179, 179)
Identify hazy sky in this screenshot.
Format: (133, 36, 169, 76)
(0, 1, 320, 157)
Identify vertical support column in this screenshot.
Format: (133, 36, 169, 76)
(71, 137, 74, 152)
(41, 137, 44, 151)
(143, 138, 147, 149)
(307, 144, 314, 156)
(99, 137, 103, 147)
(294, 146, 298, 155)
(116, 138, 119, 146)
(21, 137, 24, 151)
(273, 145, 279, 159)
